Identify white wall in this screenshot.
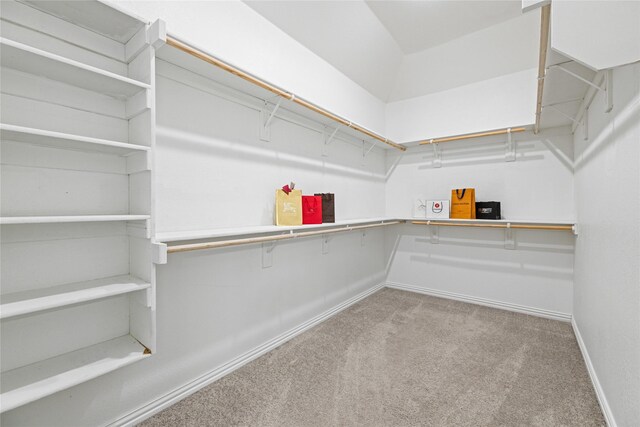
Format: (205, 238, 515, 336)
(384, 128, 576, 318)
(108, 0, 388, 136)
(0, 54, 389, 427)
(386, 68, 538, 143)
(572, 62, 640, 427)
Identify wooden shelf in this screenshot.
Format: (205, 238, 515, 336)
(0, 38, 150, 98)
(156, 217, 399, 243)
(0, 124, 151, 155)
(0, 275, 150, 320)
(0, 335, 150, 413)
(0, 215, 150, 225)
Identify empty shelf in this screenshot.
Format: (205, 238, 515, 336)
(0, 335, 150, 413)
(0, 215, 150, 224)
(0, 275, 150, 320)
(0, 124, 151, 155)
(0, 38, 150, 98)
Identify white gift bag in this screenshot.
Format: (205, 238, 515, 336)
(413, 198, 427, 218)
(426, 200, 450, 219)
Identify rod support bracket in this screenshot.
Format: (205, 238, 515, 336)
(504, 225, 516, 250)
(430, 140, 442, 168)
(262, 241, 275, 268)
(429, 223, 439, 244)
(505, 128, 516, 162)
(322, 234, 330, 254)
(259, 99, 283, 142)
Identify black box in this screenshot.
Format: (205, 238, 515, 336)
(476, 202, 501, 220)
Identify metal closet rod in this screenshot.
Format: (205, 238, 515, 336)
(418, 127, 526, 145)
(412, 221, 573, 231)
(165, 36, 406, 152)
(167, 221, 404, 254)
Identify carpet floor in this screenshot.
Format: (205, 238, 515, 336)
(141, 288, 605, 426)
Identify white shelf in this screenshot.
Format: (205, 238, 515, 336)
(0, 275, 150, 320)
(405, 218, 575, 226)
(0, 335, 150, 413)
(0, 124, 151, 155)
(156, 217, 398, 243)
(0, 215, 150, 225)
(0, 38, 150, 97)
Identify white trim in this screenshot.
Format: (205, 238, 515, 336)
(385, 282, 571, 322)
(571, 318, 617, 427)
(110, 283, 385, 427)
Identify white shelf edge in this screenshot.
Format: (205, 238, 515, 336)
(0, 215, 151, 225)
(0, 37, 151, 95)
(405, 217, 576, 225)
(0, 124, 151, 155)
(155, 217, 398, 243)
(0, 335, 149, 413)
(0, 275, 150, 320)
(157, 217, 578, 243)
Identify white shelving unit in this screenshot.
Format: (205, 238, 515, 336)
(0, 38, 150, 97)
(0, 0, 163, 413)
(0, 124, 151, 156)
(0, 335, 150, 413)
(0, 275, 150, 320)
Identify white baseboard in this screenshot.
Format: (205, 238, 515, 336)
(385, 282, 572, 322)
(571, 318, 616, 427)
(111, 283, 385, 427)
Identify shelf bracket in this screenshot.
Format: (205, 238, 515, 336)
(152, 242, 167, 264)
(548, 64, 612, 113)
(604, 69, 613, 113)
(430, 140, 442, 168)
(259, 98, 283, 142)
(583, 106, 589, 141)
(504, 225, 516, 250)
(429, 223, 439, 244)
(262, 242, 275, 268)
(322, 126, 340, 157)
(505, 128, 516, 162)
(363, 139, 379, 159)
(361, 230, 367, 246)
(322, 234, 330, 254)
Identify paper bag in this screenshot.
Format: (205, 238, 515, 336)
(450, 188, 476, 219)
(302, 195, 323, 224)
(275, 189, 302, 225)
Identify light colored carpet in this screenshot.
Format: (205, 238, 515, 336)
(141, 288, 605, 426)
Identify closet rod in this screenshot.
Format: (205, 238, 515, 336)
(418, 127, 526, 145)
(411, 221, 573, 231)
(165, 36, 406, 152)
(167, 221, 403, 254)
(534, 4, 551, 134)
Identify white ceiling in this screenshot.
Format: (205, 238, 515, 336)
(366, 0, 523, 54)
(242, 1, 534, 103)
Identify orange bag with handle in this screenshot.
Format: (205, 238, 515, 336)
(450, 188, 476, 219)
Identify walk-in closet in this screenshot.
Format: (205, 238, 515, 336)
(0, 1, 638, 426)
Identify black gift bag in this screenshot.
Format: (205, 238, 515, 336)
(476, 202, 501, 220)
(314, 193, 335, 223)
